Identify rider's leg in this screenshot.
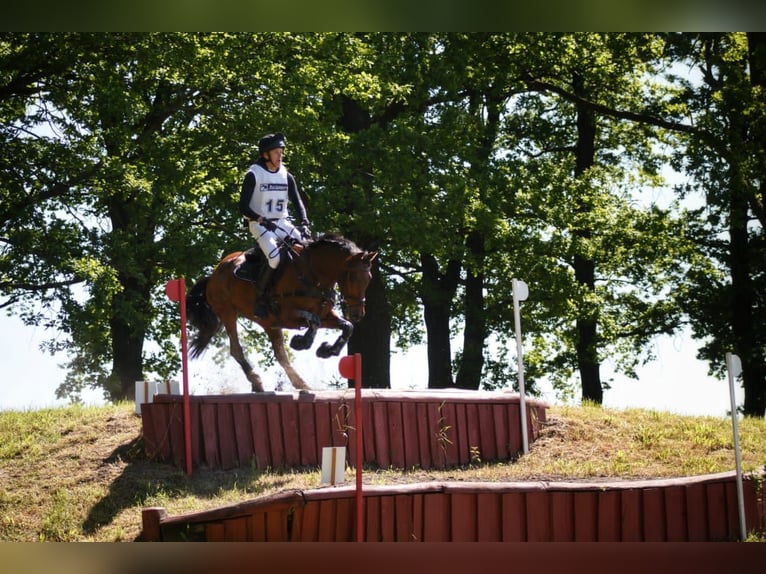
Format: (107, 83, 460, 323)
(253, 265, 276, 318)
(249, 222, 282, 318)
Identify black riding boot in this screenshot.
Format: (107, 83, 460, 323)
(254, 266, 275, 318)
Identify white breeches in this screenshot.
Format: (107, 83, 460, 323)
(248, 219, 302, 269)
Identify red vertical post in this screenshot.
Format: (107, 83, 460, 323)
(339, 353, 363, 541)
(165, 278, 193, 475)
(354, 353, 362, 542)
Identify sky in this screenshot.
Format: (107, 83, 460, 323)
(0, 310, 744, 418)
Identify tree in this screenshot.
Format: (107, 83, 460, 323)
(311, 33, 698, 402)
(286, 33, 405, 389)
(505, 33, 697, 403)
(0, 33, 310, 400)
(515, 32, 766, 414)
(663, 33, 766, 416)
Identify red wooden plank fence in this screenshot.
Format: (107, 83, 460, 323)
(141, 470, 766, 542)
(140, 390, 548, 471)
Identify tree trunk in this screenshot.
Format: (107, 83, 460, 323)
(727, 89, 765, 416)
(452, 85, 502, 391)
(110, 301, 146, 401)
(106, 259, 153, 400)
(573, 72, 603, 404)
(747, 32, 766, 229)
(421, 254, 460, 388)
(731, 189, 765, 416)
(348, 259, 391, 388)
(106, 193, 155, 401)
(741, 32, 766, 416)
(729, 170, 766, 417)
(574, 255, 602, 403)
(339, 94, 392, 389)
(455, 230, 486, 390)
(741, 360, 766, 417)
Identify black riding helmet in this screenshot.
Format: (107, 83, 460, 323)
(258, 132, 286, 155)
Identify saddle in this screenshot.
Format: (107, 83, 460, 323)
(232, 241, 304, 284)
(233, 248, 267, 282)
(234, 241, 306, 319)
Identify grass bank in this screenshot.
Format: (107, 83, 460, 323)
(1, 401, 764, 541)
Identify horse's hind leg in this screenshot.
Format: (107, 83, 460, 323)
(222, 315, 265, 392)
(265, 328, 311, 391)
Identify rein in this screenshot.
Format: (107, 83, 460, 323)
(275, 246, 370, 310)
(276, 281, 337, 306)
(273, 245, 337, 308)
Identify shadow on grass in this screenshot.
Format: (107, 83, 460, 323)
(81, 434, 298, 539)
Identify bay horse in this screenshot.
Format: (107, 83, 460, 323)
(186, 233, 377, 392)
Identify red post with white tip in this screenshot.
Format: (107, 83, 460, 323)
(338, 353, 363, 542)
(165, 278, 192, 476)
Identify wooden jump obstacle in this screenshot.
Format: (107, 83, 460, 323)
(141, 469, 766, 542)
(140, 389, 549, 471)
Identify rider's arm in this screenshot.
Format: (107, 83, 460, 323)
(287, 172, 309, 224)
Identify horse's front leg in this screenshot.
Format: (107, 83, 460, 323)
(289, 309, 320, 351)
(316, 311, 353, 358)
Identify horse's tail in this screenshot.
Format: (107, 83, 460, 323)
(186, 276, 221, 359)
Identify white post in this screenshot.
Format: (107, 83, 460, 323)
(725, 352, 746, 541)
(321, 446, 346, 485)
(512, 278, 529, 455)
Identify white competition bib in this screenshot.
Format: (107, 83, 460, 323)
(247, 163, 289, 219)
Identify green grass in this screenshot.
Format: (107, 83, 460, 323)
(1, 400, 765, 541)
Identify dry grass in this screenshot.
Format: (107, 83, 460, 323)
(1, 400, 765, 542)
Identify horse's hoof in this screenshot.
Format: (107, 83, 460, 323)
(317, 342, 343, 358)
(316, 344, 332, 358)
(289, 335, 308, 350)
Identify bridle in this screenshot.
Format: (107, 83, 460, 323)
(338, 260, 372, 316)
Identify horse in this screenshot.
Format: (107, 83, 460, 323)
(185, 233, 377, 392)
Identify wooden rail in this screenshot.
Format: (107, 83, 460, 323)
(140, 389, 548, 471)
(141, 469, 766, 542)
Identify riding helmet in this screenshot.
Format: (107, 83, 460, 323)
(258, 132, 286, 155)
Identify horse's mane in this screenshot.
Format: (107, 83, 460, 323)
(307, 232, 361, 255)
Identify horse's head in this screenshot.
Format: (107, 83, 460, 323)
(338, 250, 377, 323)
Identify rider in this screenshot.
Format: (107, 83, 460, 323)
(239, 132, 310, 318)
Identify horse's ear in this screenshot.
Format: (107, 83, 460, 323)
(366, 251, 379, 263)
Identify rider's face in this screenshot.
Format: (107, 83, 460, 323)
(265, 147, 284, 169)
